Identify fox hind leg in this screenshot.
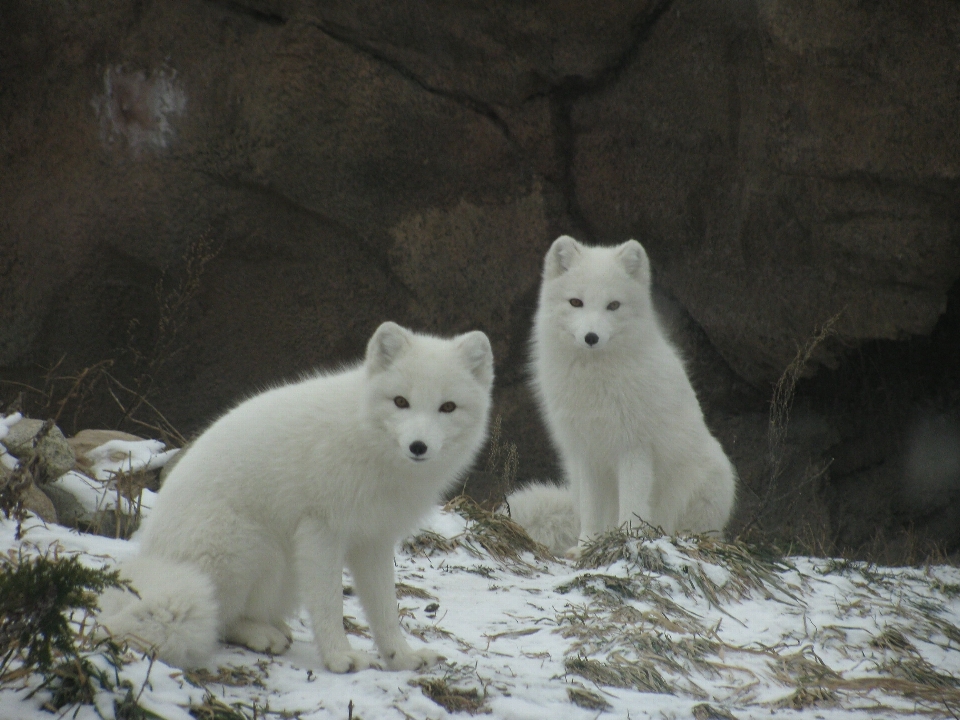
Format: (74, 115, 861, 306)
(221, 537, 297, 655)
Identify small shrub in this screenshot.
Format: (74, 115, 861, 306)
(0, 552, 125, 679)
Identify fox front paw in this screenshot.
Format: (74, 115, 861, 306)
(384, 647, 445, 672)
(323, 650, 379, 674)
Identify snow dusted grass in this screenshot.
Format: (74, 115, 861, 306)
(2, 503, 960, 719)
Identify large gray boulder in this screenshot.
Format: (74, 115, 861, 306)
(1, 419, 77, 482)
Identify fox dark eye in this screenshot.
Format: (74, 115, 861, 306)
(607, 301, 621, 311)
(394, 396, 409, 409)
(439, 401, 456, 413)
(569, 298, 583, 308)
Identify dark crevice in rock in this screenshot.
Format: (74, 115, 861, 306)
(200, 172, 416, 300)
(545, 0, 675, 242)
(304, 18, 516, 148)
(206, 0, 287, 26)
(557, 0, 674, 98)
(303, 4, 676, 240)
(548, 92, 593, 241)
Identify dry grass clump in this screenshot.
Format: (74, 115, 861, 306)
(411, 676, 487, 714)
(576, 521, 796, 605)
(565, 654, 672, 694)
(760, 596, 960, 713)
(769, 646, 839, 693)
(556, 573, 700, 631)
(395, 582, 434, 600)
(557, 521, 960, 714)
(402, 496, 552, 573)
(555, 526, 786, 698)
(184, 663, 279, 720)
(446, 496, 553, 567)
(342, 616, 370, 638)
(735, 313, 841, 551)
(930, 579, 960, 597)
(188, 691, 260, 720)
(183, 665, 267, 689)
(881, 655, 960, 690)
(870, 626, 916, 654)
(772, 685, 838, 710)
(765, 646, 960, 712)
(691, 702, 739, 720)
(566, 685, 611, 710)
(481, 414, 518, 506)
(401, 529, 458, 557)
(555, 600, 718, 695)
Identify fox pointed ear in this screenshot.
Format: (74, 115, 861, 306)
(458, 331, 494, 387)
(543, 235, 582, 280)
(618, 240, 650, 284)
(366, 322, 411, 373)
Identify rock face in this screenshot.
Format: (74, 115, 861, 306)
(2, 0, 959, 558)
(572, 0, 960, 384)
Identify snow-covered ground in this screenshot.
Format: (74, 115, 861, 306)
(3, 481, 960, 719)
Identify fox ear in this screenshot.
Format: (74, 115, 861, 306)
(458, 331, 494, 388)
(617, 240, 650, 284)
(543, 235, 582, 280)
(366, 321, 411, 372)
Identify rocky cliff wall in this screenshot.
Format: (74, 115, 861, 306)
(2, 0, 959, 558)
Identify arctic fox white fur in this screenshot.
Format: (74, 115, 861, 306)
(511, 235, 735, 556)
(99, 322, 494, 672)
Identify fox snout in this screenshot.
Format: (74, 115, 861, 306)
(398, 421, 444, 462)
(408, 440, 428, 461)
(576, 327, 608, 349)
(567, 311, 611, 350)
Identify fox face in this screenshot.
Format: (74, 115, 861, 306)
(364, 322, 493, 465)
(539, 236, 653, 352)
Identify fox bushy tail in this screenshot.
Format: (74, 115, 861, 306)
(98, 555, 220, 668)
(507, 482, 579, 555)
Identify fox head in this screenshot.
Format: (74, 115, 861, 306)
(364, 322, 494, 468)
(537, 235, 654, 353)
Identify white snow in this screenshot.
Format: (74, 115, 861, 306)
(0, 411, 22, 441)
(42, 439, 172, 519)
(49, 470, 158, 516)
(0, 412, 22, 469)
(86, 439, 177, 483)
(2, 504, 960, 720)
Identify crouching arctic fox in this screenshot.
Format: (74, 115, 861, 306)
(510, 236, 735, 556)
(99, 322, 494, 672)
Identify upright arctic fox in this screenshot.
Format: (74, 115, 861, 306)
(512, 236, 735, 556)
(99, 322, 494, 672)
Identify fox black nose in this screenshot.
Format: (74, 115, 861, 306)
(410, 441, 428, 456)
(585, 332, 599, 346)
